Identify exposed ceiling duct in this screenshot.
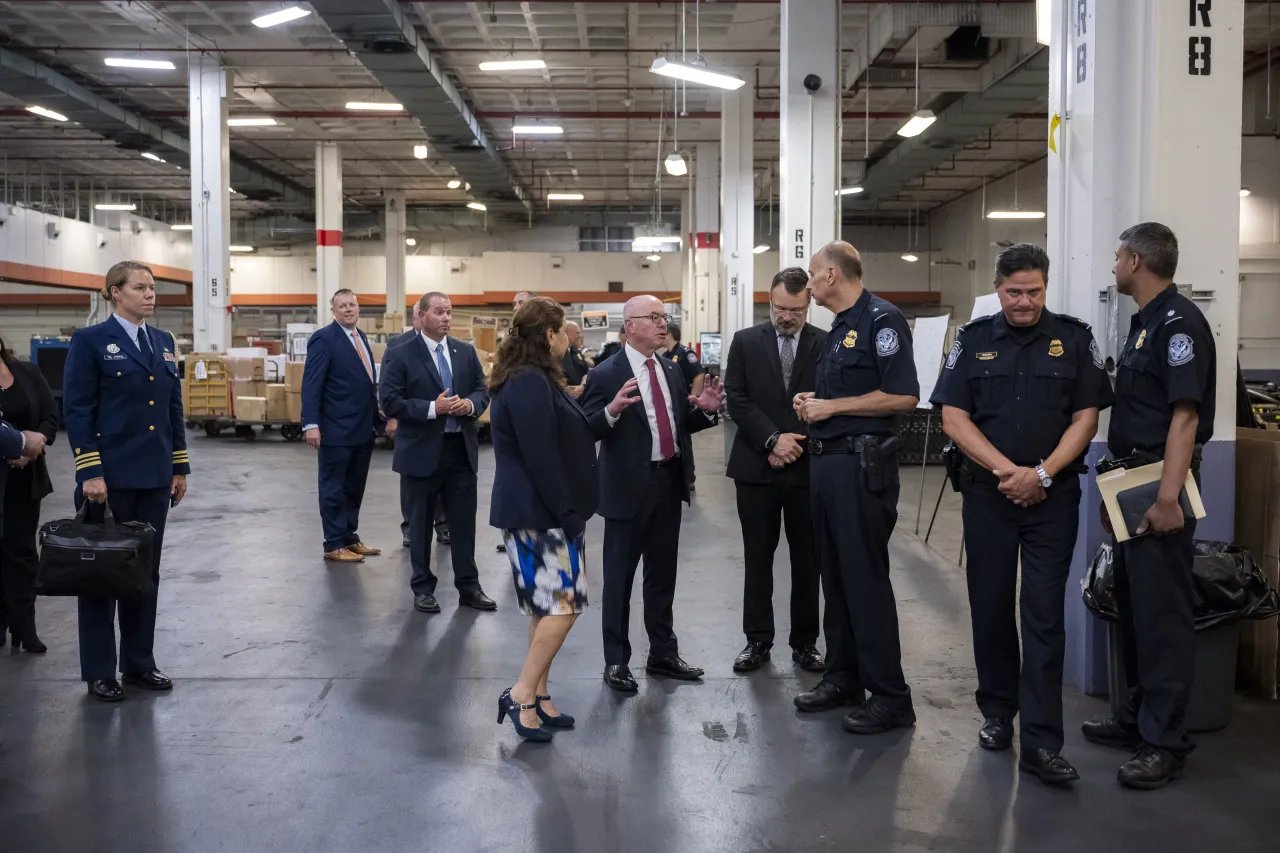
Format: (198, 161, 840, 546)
(0, 47, 313, 209)
(309, 0, 530, 218)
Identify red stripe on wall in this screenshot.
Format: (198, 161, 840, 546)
(316, 230, 343, 247)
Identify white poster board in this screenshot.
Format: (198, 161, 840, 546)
(911, 314, 951, 409)
(970, 292, 1001, 321)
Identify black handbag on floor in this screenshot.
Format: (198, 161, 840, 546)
(36, 502, 155, 601)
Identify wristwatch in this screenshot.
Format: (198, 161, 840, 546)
(765, 432, 780, 452)
(1035, 463, 1053, 489)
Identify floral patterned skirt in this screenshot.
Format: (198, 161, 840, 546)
(502, 528, 588, 616)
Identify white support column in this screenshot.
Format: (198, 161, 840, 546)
(1048, 0, 1244, 691)
(315, 142, 343, 315)
(690, 142, 721, 346)
(188, 55, 231, 352)
(781, 0, 841, 330)
(720, 85, 755, 362)
(385, 191, 406, 319)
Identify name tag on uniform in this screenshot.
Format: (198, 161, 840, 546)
(103, 353, 127, 361)
(976, 351, 998, 361)
(1048, 339, 1064, 358)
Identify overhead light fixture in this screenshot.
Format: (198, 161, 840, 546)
(227, 117, 279, 127)
(252, 6, 312, 28)
(467, 202, 487, 211)
(447, 179, 462, 189)
(896, 110, 937, 138)
(838, 186, 865, 196)
(645, 254, 662, 262)
(104, 57, 175, 71)
(1035, 0, 1051, 46)
(95, 203, 137, 211)
(512, 123, 564, 135)
(1240, 188, 1252, 198)
(345, 101, 404, 111)
(413, 144, 429, 159)
(633, 235, 682, 251)
(547, 192, 585, 201)
(649, 57, 746, 91)
(901, 254, 920, 263)
(986, 209, 1047, 220)
(25, 105, 67, 122)
(405, 238, 417, 247)
(229, 187, 240, 194)
(141, 152, 166, 163)
(171, 223, 193, 231)
(229, 245, 255, 253)
(479, 59, 547, 72)
(664, 152, 688, 176)
(753, 245, 770, 254)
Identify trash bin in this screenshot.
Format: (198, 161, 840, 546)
(1106, 621, 1239, 733)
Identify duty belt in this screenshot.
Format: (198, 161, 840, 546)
(808, 435, 884, 456)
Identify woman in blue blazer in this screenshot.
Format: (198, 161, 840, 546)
(490, 297, 634, 741)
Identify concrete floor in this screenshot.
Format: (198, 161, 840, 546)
(0, 428, 1276, 853)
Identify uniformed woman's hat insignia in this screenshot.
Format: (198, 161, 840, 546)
(106, 343, 120, 354)
(842, 330, 858, 348)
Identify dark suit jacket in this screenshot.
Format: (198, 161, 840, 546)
(1, 359, 58, 500)
(379, 334, 489, 478)
(724, 321, 823, 487)
(489, 369, 604, 540)
(579, 347, 717, 520)
(301, 321, 379, 446)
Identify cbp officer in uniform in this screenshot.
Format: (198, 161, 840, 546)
(63, 261, 190, 702)
(931, 244, 1113, 785)
(665, 324, 704, 396)
(561, 320, 591, 399)
(1083, 223, 1215, 790)
(792, 241, 920, 734)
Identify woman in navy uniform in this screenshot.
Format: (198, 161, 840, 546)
(63, 261, 189, 702)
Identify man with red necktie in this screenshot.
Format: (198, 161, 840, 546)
(580, 295, 726, 693)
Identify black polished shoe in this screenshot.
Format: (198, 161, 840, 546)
(604, 665, 639, 692)
(794, 680, 864, 713)
(459, 590, 497, 611)
(733, 641, 772, 673)
(979, 716, 1015, 751)
(1118, 744, 1185, 790)
(1019, 749, 1080, 785)
(414, 594, 441, 614)
(436, 528, 452, 545)
(88, 679, 125, 702)
(402, 534, 411, 548)
(791, 645, 825, 673)
(645, 654, 704, 680)
(123, 670, 173, 691)
(1082, 716, 1141, 751)
(842, 697, 916, 734)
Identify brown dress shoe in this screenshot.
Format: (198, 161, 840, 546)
(324, 548, 365, 562)
(348, 542, 381, 556)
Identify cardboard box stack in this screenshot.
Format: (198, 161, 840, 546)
(236, 396, 268, 422)
(265, 384, 289, 421)
(1236, 427, 1280, 699)
(285, 360, 306, 423)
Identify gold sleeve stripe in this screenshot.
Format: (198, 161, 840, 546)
(75, 460, 102, 471)
(74, 453, 101, 462)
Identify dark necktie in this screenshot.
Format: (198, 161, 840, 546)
(138, 327, 153, 362)
(436, 343, 459, 433)
(780, 334, 795, 390)
(645, 358, 676, 461)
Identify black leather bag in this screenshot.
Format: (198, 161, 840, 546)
(36, 502, 155, 601)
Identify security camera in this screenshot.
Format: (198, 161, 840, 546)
(803, 74, 822, 93)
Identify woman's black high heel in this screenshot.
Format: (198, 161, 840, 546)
(536, 695, 575, 729)
(497, 688, 553, 742)
(11, 630, 47, 654)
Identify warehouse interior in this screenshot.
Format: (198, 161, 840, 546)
(0, 1, 1279, 851)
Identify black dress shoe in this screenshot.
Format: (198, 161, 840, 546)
(436, 529, 451, 545)
(979, 716, 1014, 751)
(1019, 749, 1080, 785)
(842, 697, 916, 734)
(604, 665, 638, 692)
(496, 543, 507, 553)
(794, 680, 864, 713)
(88, 679, 125, 702)
(1118, 744, 1185, 790)
(791, 645, 825, 673)
(1081, 716, 1141, 751)
(645, 654, 704, 680)
(459, 590, 497, 611)
(402, 534, 412, 548)
(123, 670, 173, 691)
(733, 641, 771, 673)
(414, 594, 441, 614)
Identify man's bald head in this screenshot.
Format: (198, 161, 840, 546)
(565, 319, 582, 346)
(807, 241, 866, 311)
(818, 241, 863, 283)
(622, 294, 668, 356)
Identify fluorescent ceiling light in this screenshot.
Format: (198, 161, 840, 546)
(479, 59, 547, 72)
(896, 110, 937, 138)
(664, 152, 688, 177)
(986, 210, 1047, 220)
(753, 245, 770, 254)
(645, 254, 662, 262)
(171, 224, 193, 231)
(413, 144, 429, 159)
(838, 186, 865, 196)
(1035, 0, 1051, 46)
(547, 193, 585, 201)
(901, 254, 919, 263)
(104, 57, 175, 71)
(512, 124, 564, 135)
(227, 117, 278, 127)
(252, 6, 312, 28)
(447, 179, 462, 189)
(467, 202, 487, 211)
(405, 238, 417, 247)
(25, 105, 67, 122)
(1240, 188, 1252, 198)
(141, 152, 165, 163)
(95, 203, 137, 211)
(633, 236, 682, 251)
(229, 245, 255, 253)
(345, 101, 403, 111)
(649, 57, 745, 91)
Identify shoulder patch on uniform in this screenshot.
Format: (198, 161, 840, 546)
(875, 328, 900, 357)
(1090, 339, 1104, 369)
(945, 340, 962, 369)
(685, 351, 698, 363)
(1168, 333, 1194, 366)
(1058, 314, 1092, 330)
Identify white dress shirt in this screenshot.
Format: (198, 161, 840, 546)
(605, 343, 680, 461)
(112, 312, 148, 349)
(422, 332, 473, 418)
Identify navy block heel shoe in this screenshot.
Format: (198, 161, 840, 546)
(497, 688, 553, 742)
(536, 695, 575, 729)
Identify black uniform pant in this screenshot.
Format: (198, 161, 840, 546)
(1113, 519, 1197, 756)
(406, 435, 480, 597)
(735, 481, 820, 649)
(399, 476, 449, 540)
(961, 477, 1080, 751)
(601, 464, 682, 665)
(1, 472, 43, 638)
(810, 450, 909, 702)
(317, 439, 374, 553)
(75, 486, 169, 682)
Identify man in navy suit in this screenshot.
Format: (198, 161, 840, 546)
(302, 288, 381, 563)
(580, 295, 726, 692)
(380, 292, 496, 614)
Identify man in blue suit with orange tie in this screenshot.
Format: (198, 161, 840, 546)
(302, 288, 382, 563)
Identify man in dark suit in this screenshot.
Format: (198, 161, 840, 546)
(580, 295, 726, 692)
(380, 291, 495, 614)
(388, 318, 449, 549)
(302, 288, 381, 563)
(723, 267, 825, 675)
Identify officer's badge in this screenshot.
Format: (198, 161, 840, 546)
(1168, 333, 1194, 366)
(976, 352, 998, 361)
(945, 340, 962, 369)
(842, 330, 858, 349)
(1136, 329, 1146, 349)
(1090, 339, 1104, 369)
(875, 328, 899, 357)
(1048, 339, 1064, 358)
(106, 343, 120, 354)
